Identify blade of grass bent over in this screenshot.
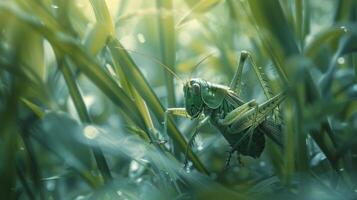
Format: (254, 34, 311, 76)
(59, 57, 112, 183)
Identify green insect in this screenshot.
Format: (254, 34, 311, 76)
(164, 51, 285, 168)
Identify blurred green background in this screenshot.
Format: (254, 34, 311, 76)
(0, 0, 356, 199)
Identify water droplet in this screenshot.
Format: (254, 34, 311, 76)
(83, 95, 95, 108)
(117, 190, 122, 196)
(185, 167, 191, 173)
(137, 33, 146, 43)
(75, 195, 86, 200)
(339, 168, 344, 172)
(83, 125, 99, 139)
(51, 5, 58, 9)
(130, 160, 140, 172)
(354, 189, 357, 193)
(139, 158, 149, 163)
(258, 67, 262, 70)
(340, 26, 348, 32)
(337, 57, 345, 65)
(197, 145, 203, 151)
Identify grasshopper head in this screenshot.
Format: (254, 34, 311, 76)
(183, 79, 204, 118)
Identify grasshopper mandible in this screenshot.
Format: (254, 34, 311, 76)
(164, 51, 285, 168)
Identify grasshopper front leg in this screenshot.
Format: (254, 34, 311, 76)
(164, 108, 190, 138)
(163, 108, 209, 167)
(184, 116, 210, 167)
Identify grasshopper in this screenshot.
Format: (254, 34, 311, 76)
(164, 51, 285, 168)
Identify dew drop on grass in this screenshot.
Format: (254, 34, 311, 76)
(75, 196, 86, 200)
(337, 57, 345, 65)
(136, 177, 143, 183)
(339, 168, 344, 172)
(197, 145, 203, 151)
(139, 158, 149, 164)
(117, 190, 122, 196)
(84, 125, 99, 139)
(51, 5, 59, 9)
(130, 160, 140, 172)
(340, 26, 348, 32)
(83, 95, 95, 108)
(185, 167, 191, 173)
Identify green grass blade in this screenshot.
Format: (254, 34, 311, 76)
(21, 98, 44, 118)
(156, 0, 176, 108)
(178, 0, 221, 27)
(247, 0, 299, 57)
(0, 84, 21, 199)
(89, 0, 114, 36)
(246, 0, 349, 184)
(16, 161, 36, 200)
(334, 0, 353, 22)
(294, 0, 303, 49)
(59, 57, 112, 183)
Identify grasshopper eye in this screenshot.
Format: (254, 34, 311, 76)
(192, 83, 200, 94)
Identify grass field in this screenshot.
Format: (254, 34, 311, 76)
(0, 0, 356, 199)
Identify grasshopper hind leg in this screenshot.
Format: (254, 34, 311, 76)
(224, 148, 235, 170)
(224, 148, 245, 170)
(237, 153, 244, 166)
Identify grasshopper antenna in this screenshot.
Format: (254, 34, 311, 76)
(114, 46, 185, 85)
(188, 52, 215, 82)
